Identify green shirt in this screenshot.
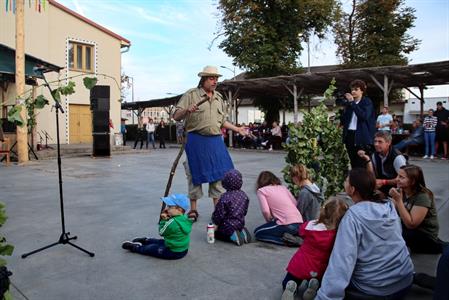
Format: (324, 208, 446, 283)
(176, 88, 226, 136)
(159, 214, 193, 252)
(404, 192, 439, 241)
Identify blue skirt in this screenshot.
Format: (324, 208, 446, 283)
(185, 132, 234, 186)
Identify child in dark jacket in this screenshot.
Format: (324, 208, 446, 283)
(122, 194, 193, 260)
(212, 169, 251, 246)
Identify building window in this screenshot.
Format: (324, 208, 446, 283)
(68, 42, 94, 72)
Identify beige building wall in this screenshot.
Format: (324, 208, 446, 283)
(0, 2, 127, 144)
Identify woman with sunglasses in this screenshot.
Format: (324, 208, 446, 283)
(389, 165, 442, 254)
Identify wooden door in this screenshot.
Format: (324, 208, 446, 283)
(69, 104, 92, 143)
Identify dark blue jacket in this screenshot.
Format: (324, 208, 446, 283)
(341, 96, 376, 146)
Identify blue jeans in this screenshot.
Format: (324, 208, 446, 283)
(146, 132, 155, 148)
(254, 221, 299, 245)
(131, 238, 187, 260)
(424, 131, 435, 156)
(393, 139, 419, 152)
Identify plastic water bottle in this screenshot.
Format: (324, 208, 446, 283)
(207, 223, 215, 244)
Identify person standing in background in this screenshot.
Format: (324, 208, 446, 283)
(376, 107, 393, 131)
(146, 118, 156, 149)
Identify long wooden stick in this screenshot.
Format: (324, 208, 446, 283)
(158, 95, 209, 221)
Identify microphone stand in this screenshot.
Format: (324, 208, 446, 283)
(22, 71, 94, 258)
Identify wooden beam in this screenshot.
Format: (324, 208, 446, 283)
(15, 0, 28, 163)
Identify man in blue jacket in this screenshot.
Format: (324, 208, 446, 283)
(341, 80, 376, 169)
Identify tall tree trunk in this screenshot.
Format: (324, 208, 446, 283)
(15, 0, 28, 164)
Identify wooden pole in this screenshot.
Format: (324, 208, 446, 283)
(15, 0, 29, 164)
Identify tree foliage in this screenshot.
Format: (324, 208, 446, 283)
(217, 0, 337, 123)
(283, 81, 350, 198)
(334, 0, 420, 67)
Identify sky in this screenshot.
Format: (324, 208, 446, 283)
(57, 0, 449, 101)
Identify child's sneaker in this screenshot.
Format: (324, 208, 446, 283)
(281, 280, 297, 300)
(122, 241, 142, 251)
(302, 278, 320, 300)
(297, 280, 309, 299)
(132, 237, 149, 244)
(230, 231, 244, 246)
(239, 227, 252, 243)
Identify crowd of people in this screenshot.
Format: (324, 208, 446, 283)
(120, 67, 447, 300)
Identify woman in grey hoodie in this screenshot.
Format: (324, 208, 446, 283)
(315, 168, 413, 300)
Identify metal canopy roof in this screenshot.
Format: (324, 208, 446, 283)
(121, 60, 449, 110)
(0, 43, 63, 83)
(121, 95, 181, 110)
(217, 60, 449, 98)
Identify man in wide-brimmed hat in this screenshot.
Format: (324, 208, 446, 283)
(173, 65, 247, 222)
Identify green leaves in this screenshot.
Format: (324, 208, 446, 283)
(218, 0, 337, 77)
(333, 0, 420, 67)
(83, 77, 98, 90)
(59, 81, 76, 96)
(34, 95, 49, 109)
(283, 82, 350, 198)
(0, 202, 14, 268)
(7, 105, 24, 127)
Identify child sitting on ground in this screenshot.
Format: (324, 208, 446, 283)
(281, 197, 349, 300)
(211, 169, 251, 246)
(122, 194, 193, 260)
(254, 171, 303, 246)
(290, 164, 325, 221)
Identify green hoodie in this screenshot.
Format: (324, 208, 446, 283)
(159, 214, 193, 252)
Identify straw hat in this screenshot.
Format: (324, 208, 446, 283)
(197, 65, 222, 77)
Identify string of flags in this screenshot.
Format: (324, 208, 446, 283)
(4, 0, 47, 13)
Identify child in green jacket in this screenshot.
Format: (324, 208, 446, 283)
(122, 194, 193, 260)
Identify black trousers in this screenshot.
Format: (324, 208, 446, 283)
(345, 130, 370, 169)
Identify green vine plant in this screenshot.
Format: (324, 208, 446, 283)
(0, 202, 14, 300)
(7, 76, 98, 128)
(283, 79, 350, 199)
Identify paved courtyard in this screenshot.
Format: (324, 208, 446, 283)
(0, 149, 448, 299)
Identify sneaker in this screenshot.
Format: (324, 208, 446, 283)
(442, 157, 447, 160)
(430, 155, 435, 160)
(132, 237, 149, 244)
(297, 280, 309, 298)
(422, 155, 429, 159)
(282, 233, 303, 247)
(302, 278, 320, 300)
(122, 241, 142, 251)
(268, 147, 273, 151)
(281, 280, 297, 300)
(230, 231, 244, 246)
(239, 227, 252, 243)
(261, 141, 268, 146)
(413, 273, 436, 290)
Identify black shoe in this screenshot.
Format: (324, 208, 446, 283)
(413, 273, 436, 290)
(122, 241, 142, 251)
(132, 237, 149, 244)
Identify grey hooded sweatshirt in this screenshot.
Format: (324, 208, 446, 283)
(316, 200, 413, 300)
(297, 183, 324, 221)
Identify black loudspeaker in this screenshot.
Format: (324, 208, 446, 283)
(90, 86, 110, 111)
(90, 85, 110, 99)
(92, 111, 110, 133)
(93, 133, 110, 157)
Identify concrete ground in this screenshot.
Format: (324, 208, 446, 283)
(0, 149, 448, 300)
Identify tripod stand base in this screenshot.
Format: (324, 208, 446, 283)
(21, 232, 95, 258)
